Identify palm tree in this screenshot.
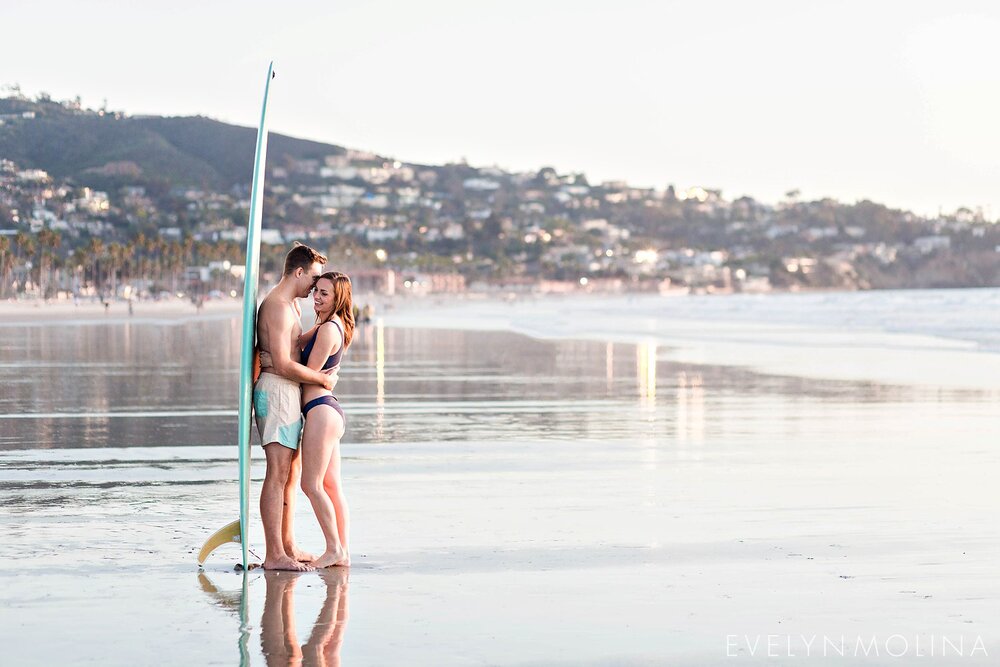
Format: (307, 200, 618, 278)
(14, 232, 31, 260)
(132, 233, 147, 295)
(149, 237, 165, 290)
(0, 236, 12, 298)
(167, 240, 184, 293)
(14, 232, 36, 295)
(70, 246, 88, 296)
(85, 237, 104, 295)
(106, 242, 126, 298)
(37, 228, 61, 299)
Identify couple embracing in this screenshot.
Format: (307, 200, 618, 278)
(253, 243, 353, 571)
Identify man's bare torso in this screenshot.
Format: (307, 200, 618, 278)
(258, 291, 301, 373)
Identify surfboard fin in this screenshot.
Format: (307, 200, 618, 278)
(198, 519, 242, 566)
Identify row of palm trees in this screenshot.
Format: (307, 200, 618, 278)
(1, 230, 247, 299)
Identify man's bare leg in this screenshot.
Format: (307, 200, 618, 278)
(261, 443, 313, 571)
(283, 448, 316, 563)
(260, 571, 303, 664)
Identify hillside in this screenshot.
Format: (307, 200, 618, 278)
(3, 95, 998, 295)
(0, 97, 347, 190)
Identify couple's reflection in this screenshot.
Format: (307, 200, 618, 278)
(261, 569, 350, 667)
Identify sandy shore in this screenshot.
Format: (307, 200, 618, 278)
(0, 297, 243, 324)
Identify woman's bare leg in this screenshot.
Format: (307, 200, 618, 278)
(301, 407, 347, 568)
(323, 442, 351, 564)
(302, 568, 350, 666)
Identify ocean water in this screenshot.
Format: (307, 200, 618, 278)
(1, 290, 998, 664)
(387, 288, 1000, 391)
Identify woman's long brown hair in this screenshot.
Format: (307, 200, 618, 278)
(315, 271, 354, 348)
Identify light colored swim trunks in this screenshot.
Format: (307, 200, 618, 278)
(253, 372, 303, 450)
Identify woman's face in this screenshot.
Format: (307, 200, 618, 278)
(313, 278, 335, 317)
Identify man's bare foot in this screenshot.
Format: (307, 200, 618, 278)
(263, 556, 314, 571)
(286, 546, 316, 563)
(312, 546, 349, 568)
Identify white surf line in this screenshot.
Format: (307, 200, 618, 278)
(0, 399, 618, 420)
(0, 409, 237, 419)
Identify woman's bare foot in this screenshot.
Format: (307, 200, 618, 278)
(263, 555, 314, 571)
(286, 545, 317, 563)
(312, 546, 349, 568)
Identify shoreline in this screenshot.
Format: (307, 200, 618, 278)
(0, 297, 243, 324)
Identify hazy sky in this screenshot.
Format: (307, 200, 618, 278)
(4, 0, 999, 216)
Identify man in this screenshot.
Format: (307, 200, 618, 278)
(254, 243, 333, 571)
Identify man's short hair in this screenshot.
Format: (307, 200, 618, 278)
(283, 242, 328, 275)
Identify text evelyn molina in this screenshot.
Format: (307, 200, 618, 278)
(726, 634, 988, 659)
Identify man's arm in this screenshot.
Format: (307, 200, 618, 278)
(263, 302, 334, 389)
(297, 323, 320, 351)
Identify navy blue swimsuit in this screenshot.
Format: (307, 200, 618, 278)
(301, 320, 345, 423)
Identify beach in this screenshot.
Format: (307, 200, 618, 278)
(1, 290, 998, 664)
(0, 296, 243, 325)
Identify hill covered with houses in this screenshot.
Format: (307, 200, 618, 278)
(1, 94, 999, 299)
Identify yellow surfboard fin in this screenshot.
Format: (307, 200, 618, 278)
(198, 519, 242, 566)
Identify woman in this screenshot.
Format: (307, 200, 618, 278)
(298, 271, 353, 568)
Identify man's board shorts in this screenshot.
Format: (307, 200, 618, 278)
(253, 372, 303, 450)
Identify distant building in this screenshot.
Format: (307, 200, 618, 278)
(365, 228, 400, 243)
(351, 269, 396, 296)
(259, 229, 284, 245)
(913, 235, 950, 254)
(463, 178, 501, 191)
(426, 273, 466, 293)
(17, 169, 50, 182)
(401, 273, 466, 295)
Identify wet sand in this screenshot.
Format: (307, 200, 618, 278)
(1, 310, 998, 664)
(0, 297, 242, 325)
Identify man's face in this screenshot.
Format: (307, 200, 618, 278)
(298, 262, 324, 298)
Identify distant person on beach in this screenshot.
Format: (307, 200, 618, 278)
(296, 271, 354, 568)
(255, 243, 336, 571)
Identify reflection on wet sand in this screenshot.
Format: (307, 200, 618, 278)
(261, 570, 350, 667)
(198, 571, 251, 665)
(636, 341, 657, 405)
(374, 318, 386, 441)
(197, 570, 349, 667)
(675, 371, 705, 445)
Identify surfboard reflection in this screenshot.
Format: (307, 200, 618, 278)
(198, 571, 251, 665)
(261, 569, 350, 667)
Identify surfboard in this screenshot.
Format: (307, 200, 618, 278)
(199, 61, 276, 570)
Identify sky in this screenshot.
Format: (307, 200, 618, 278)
(4, 0, 1000, 217)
